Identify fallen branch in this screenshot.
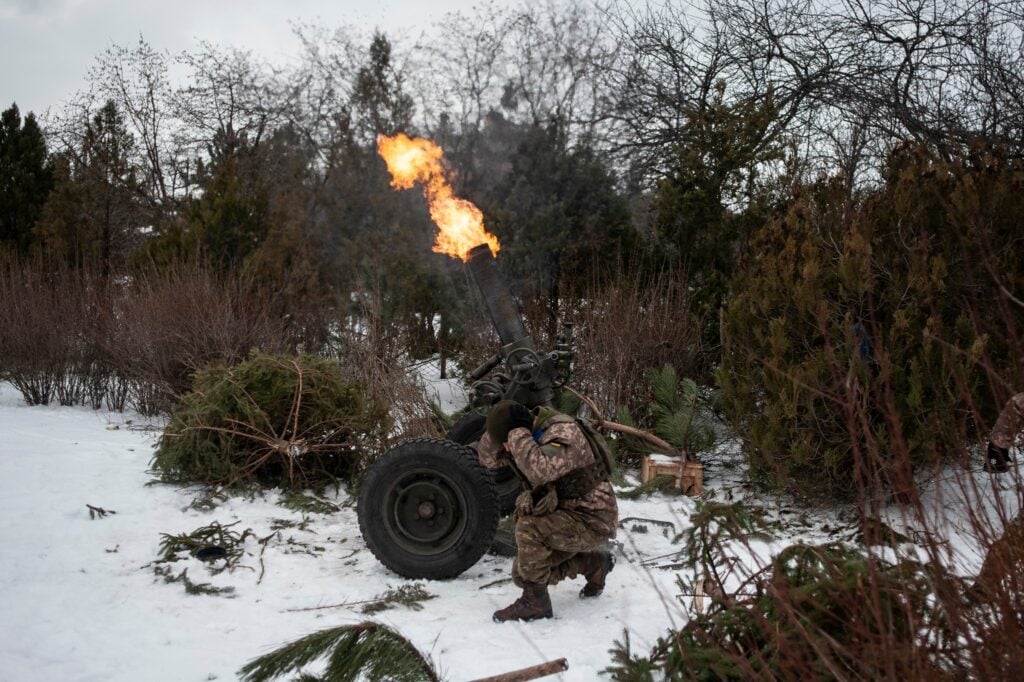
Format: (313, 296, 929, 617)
(563, 385, 687, 460)
(86, 504, 116, 519)
(468, 658, 569, 682)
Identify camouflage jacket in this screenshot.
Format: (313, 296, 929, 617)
(991, 392, 1024, 449)
(478, 416, 618, 536)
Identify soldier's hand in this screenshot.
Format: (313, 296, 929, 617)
(532, 485, 558, 515)
(514, 490, 534, 517)
(508, 403, 533, 433)
(986, 442, 1011, 474)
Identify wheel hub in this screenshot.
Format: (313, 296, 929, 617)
(387, 472, 467, 553)
(417, 501, 436, 519)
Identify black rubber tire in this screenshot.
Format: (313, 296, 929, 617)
(447, 410, 521, 516)
(358, 438, 500, 579)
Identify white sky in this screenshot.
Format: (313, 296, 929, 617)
(0, 0, 485, 117)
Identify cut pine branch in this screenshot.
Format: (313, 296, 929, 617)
(564, 384, 690, 460)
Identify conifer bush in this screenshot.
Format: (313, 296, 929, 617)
(719, 146, 1024, 497)
(606, 543, 950, 680)
(153, 352, 389, 489)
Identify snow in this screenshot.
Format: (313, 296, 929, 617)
(2, 378, 1020, 681)
(645, 454, 680, 464)
(0, 382, 688, 681)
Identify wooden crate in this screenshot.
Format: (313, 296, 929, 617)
(641, 455, 682, 485)
(680, 461, 703, 496)
(640, 455, 703, 497)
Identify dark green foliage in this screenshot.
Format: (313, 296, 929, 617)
(614, 366, 716, 464)
(153, 565, 237, 597)
(476, 117, 637, 329)
(719, 146, 1024, 497)
(0, 103, 53, 254)
(653, 87, 786, 355)
(683, 502, 773, 579)
(238, 622, 439, 682)
(187, 154, 271, 272)
(606, 544, 950, 681)
(645, 366, 715, 456)
(140, 145, 270, 273)
(35, 101, 143, 276)
(351, 32, 415, 142)
(156, 521, 255, 570)
(153, 352, 389, 488)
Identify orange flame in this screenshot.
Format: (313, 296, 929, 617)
(377, 133, 500, 261)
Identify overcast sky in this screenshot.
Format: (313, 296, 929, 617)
(0, 0, 484, 118)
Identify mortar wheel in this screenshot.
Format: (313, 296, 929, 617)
(358, 438, 499, 579)
(447, 409, 522, 516)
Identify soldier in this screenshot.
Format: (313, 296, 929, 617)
(987, 392, 1024, 473)
(477, 400, 618, 622)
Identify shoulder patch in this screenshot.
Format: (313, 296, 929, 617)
(540, 443, 564, 458)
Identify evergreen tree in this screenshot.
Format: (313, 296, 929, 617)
(478, 118, 636, 329)
(719, 146, 1024, 497)
(0, 103, 53, 254)
(188, 152, 270, 272)
(351, 32, 414, 144)
(654, 87, 785, 355)
(34, 101, 142, 276)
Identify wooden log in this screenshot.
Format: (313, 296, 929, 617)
(468, 657, 569, 682)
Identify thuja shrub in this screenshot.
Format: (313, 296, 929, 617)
(607, 544, 951, 680)
(153, 352, 389, 489)
(719, 145, 1024, 497)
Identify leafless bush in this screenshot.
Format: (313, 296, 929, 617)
(567, 266, 703, 423)
(100, 265, 289, 413)
(0, 259, 109, 406)
(326, 290, 444, 445)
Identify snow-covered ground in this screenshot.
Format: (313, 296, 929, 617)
(0, 382, 690, 681)
(0, 379, 1020, 681)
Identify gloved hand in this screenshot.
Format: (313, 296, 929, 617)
(986, 442, 1011, 474)
(514, 490, 534, 519)
(507, 402, 533, 434)
(531, 485, 559, 515)
(485, 400, 533, 444)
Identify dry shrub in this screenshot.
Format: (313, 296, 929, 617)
(327, 290, 445, 443)
(102, 265, 289, 413)
(0, 259, 109, 406)
(568, 266, 702, 422)
(610, 465, 1024, 679)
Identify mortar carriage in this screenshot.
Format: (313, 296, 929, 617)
(356, 244, 575, 579)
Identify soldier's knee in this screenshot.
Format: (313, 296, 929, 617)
(515, 517, 544, 544)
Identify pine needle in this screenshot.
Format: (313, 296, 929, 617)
(238, 622, 440, 682)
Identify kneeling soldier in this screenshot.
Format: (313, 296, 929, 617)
(477, 400, 618, 622)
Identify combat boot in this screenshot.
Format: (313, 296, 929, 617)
(579, 550, 615, 598)
(492, 583, 552, 623)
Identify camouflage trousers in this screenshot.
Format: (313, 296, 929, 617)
(511, 509, 610, 587)
(991, 392, 1024, 449)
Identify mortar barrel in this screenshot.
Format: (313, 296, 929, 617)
(466, 244, 530, 347)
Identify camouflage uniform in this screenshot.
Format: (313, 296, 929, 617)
(478, 414, 618, 588)
(990, 392, 1024, 449)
